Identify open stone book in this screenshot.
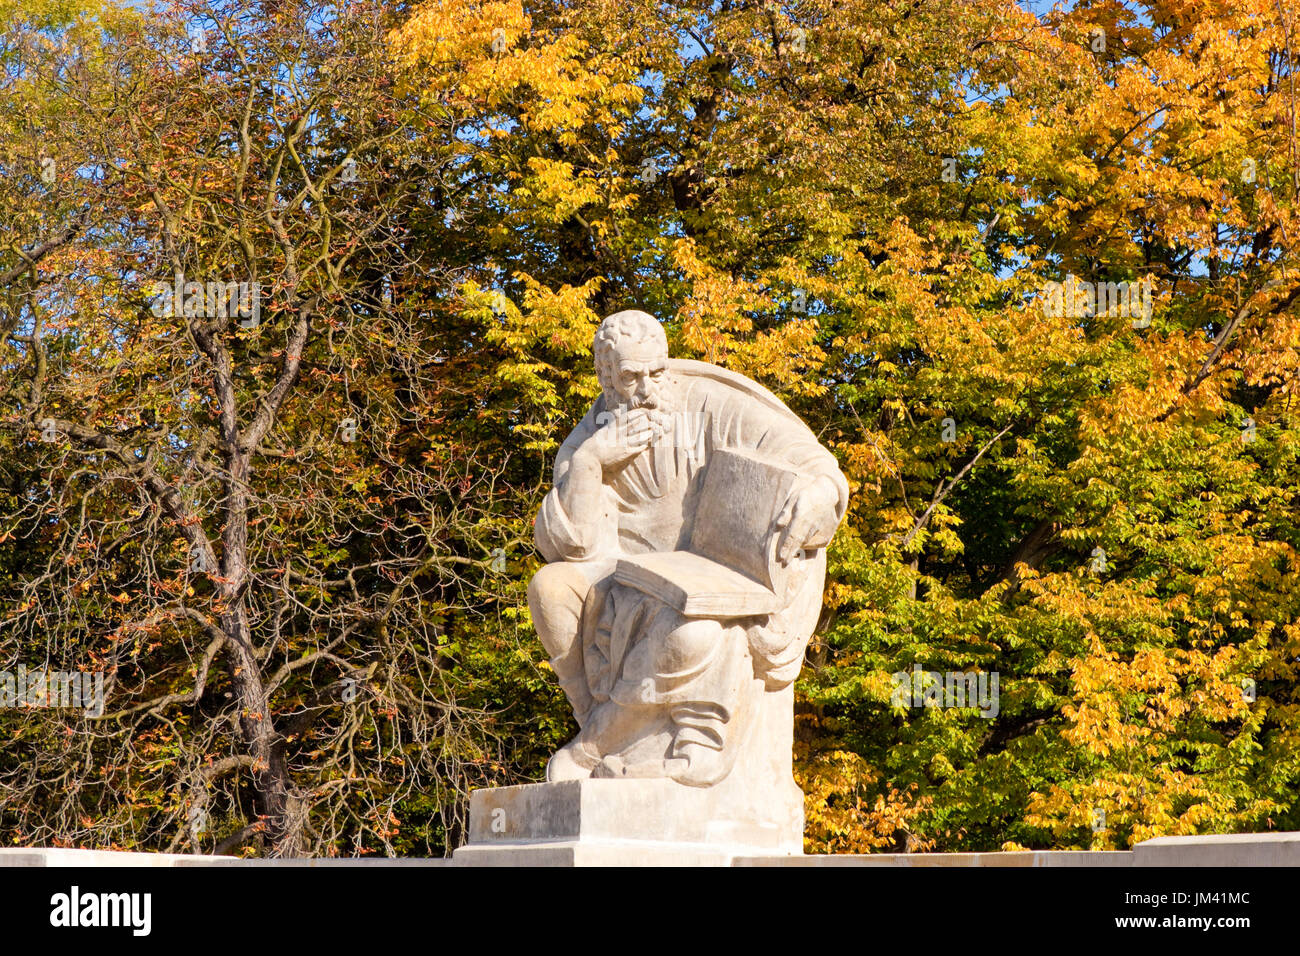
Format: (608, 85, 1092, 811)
(613, 448, 800, 617)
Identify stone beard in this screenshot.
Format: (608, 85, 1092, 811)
(528, 312, 848, 836)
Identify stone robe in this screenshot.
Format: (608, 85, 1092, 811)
(533, 359, 849, 773)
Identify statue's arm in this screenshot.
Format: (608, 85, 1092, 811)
(808, 447, 850, 520)
(735, 408, 848, 562)
(534, 416, 614, 563)
(707, 382, 848, 521)
(767, 444, 846, 564)
(535, 405, 664, 562)
(771, 435, 847, 509)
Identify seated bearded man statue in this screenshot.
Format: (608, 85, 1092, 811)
(528, 309, 849, 802)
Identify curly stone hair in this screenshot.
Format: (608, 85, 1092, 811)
(593, 310, 668, 399)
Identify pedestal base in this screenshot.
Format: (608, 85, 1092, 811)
(455, 841, 748, 866)
(452, 778, 803, 866)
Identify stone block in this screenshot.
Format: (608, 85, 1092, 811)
(453, 778, 803, 866)
(1134, 831, 1300, 867)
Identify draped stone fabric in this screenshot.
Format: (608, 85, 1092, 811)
(532, 359, 848, 784)
(537, 359, 848, 567)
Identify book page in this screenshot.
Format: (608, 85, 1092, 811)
(688, 449, 799, 591)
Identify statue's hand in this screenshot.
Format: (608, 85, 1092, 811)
(581, 407, 666, 470)
(774, 476, 840, 566)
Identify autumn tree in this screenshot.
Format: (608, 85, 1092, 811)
(392, 0, 1300, 852)
(1, 0, 559, 857)
(4, 0, 1298, 858)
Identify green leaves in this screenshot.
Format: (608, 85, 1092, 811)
(2, 0, 1298, 856)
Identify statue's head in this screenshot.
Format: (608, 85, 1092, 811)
(593, 309, 670, 411)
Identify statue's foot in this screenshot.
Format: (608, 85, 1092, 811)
(546, 738, 600, 782)
(591, 746, 730, 786)
(666, 741, 731, 788)
(591, 754, 683, 779)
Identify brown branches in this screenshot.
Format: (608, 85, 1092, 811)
(900, 421, 1016, 550)
(1156, 277, 1300, 423)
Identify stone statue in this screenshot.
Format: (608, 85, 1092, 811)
(524, 309, 848, 847)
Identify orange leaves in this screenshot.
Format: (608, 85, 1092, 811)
(670, 236, 830, 389)
(390, 0, 641, 136)
(795, 742, 934, 855)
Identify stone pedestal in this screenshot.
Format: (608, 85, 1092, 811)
(452, 778, 804, 866)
